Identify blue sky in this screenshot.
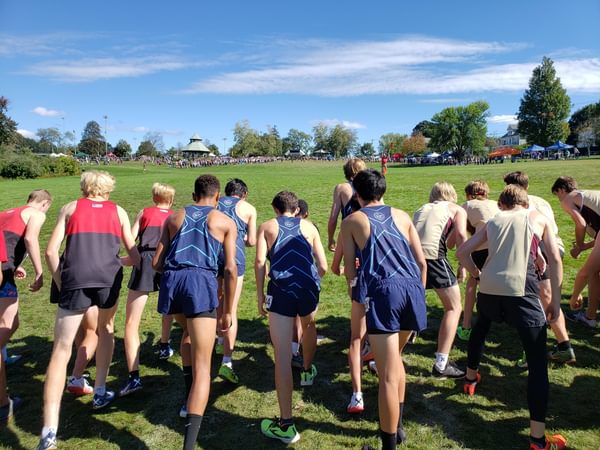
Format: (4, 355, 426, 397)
(1, 0, 599, 153)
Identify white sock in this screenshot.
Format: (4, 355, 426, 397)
(435, 352, 449, 371)
(41, 426, 57, 438)
(291, 342, 300, 355)
(222, 356, 232, 367)
(94, 385, 106, 396)
(353, 391, 363, 400)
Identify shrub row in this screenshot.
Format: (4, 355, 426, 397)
(0, 154, 81, 179)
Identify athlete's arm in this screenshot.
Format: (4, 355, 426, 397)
(46, 203, 72, 291)
(406, 221, 427, 288)
(340, 218, 358, 299)
(245, 204, 257, 247)
(457, 226, 488, 280)
(331, 235, 344, 275)
(23, 209, 47, 292)
(448, 204, 468, 249)
(310, 224, 328, 278)
(220, 216, 238, 331)
(539, 215, 563, 323)
(255, 223, 269, 317)
(327, 185, 343, 251)
(560, 196, 588, 251)
(569, 234, 600, 309)
(130, 209, 144, 241)
(118, 205, 140, 267)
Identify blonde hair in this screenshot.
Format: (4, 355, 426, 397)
(429, 181, 457, 203)
(152, 182, 175, 205)
(464, 180, 489, 200)
(80, 170, 115, 197)
(27, 189, 52, 204)
(343, 158, 367, 181)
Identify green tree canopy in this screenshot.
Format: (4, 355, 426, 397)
(79, 120, 105, 156)
(567, 100, 600, 146)
(0, 97, 18, 146)
(113, 139, 132, 157)
(378, 133, 407, 155)
(36, 127, 62, 153)
(412, 120, 434, 138)
(356, 142, 375, 158)
(282, 128, 312, 155)
(327, 124, 357, 158)
(429, 100, 489, 161)
(517, 57, 571, 147)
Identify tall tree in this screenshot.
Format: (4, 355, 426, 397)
(79, 120, 105, 156)
(517, 57, 571, 146)
(401, 133, 427, 155)
(0, 97, 18, 146)
(429, 100, 489, 161)
(113, 139, 132, 158)
(328, 124, 357, 158)
(567, 100, 600, 145)
(36, 127, 62, 153)
(142, 131, 165, 153)
(378, 133, 407, 155)
(283, 128, 312, 155)
(231, 120, 260, 157)
(412, 120, 434, 138)
(312, 123, 329, 153)
(356, 142, 375, 158)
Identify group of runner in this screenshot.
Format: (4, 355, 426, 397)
(0, 161, 598, 450)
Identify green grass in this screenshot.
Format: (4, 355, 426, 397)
(1, 159, 600, 450)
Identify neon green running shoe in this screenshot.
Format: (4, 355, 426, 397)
(456, 326, 471, 341)
(214, 342, 224, 355)
(516, 351, 528, 369)
(218, 364, 239, 384)
(260, 418, 300, 444)
(300, 364, 317, 386)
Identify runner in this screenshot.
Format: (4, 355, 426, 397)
(341, 169, 427, 450)
(153, 174, 237, 450)
(0, 190, 52, 423)
(215, 178, 257, 384)
(119, 182, 175, 396)
(413, 182, 468, 377)
(256, 191, 327, 444)
(37, 172, 138, 450)
(457, 184, 567, 450)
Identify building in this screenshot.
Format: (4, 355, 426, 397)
(181, 133, 210, 158)
(499, 124, 526, 146)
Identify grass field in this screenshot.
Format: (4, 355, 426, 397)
(1, 159, 599, 450)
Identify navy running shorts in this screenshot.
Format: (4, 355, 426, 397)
(158, 267, 219, 318)
(266, 281, 319, 318)
(476, 292, 547, 329)
(365, 278, 427, 334)
(471, 249, 488, 271)
(128, 251, 161, 292)
(0, 270, 18, 299)
(425, 258, 457, 290)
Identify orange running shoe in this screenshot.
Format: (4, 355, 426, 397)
(463, 372, 481, 396)
(529, 433, 567, 450)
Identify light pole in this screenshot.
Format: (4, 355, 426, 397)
(103, 115, 108, 157)
(223, 137, 227, 155)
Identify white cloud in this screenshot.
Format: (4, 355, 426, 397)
(24, 56, 208, 82)
(132, 126, 150, 133)
(315, 119, 366, 130)
(419, 98, 473, 104)
(183, 36, 600, 96)
(17, 129, 36, 139)
(32, 106, 63, 117)
(487, 114, 518, 124)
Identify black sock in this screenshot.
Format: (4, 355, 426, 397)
(380, 429, 396, 450)
(530, 435, 546, 448)
(160, 341, 170, 349)
(183, 365, 193, 399)
(557, 340, 571, 351)
(183, 414, 203, 450)
(397, 402, 406, 443)
(279, 417, 294, 431)
(129, 370, 140, 380)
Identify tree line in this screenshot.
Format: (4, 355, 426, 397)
(1, 57, 598, 163)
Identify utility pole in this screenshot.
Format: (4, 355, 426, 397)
(103, 115, 108, 157)
(223, 137, 227, 155)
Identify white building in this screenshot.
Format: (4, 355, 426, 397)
(499, 124, 527, 146)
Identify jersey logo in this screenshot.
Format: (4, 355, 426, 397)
(284, 220, 294, 227)
(374, 212, 385, 221)
(223, 199, 233, 206)
(91, 203, 103, 208)
(192, 210, 204, 219)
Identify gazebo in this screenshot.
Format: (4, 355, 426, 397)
(181, 133, 210, 158)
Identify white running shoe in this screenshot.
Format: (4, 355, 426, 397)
(347, 393, 364, 413)
(66, 375, 93, 396)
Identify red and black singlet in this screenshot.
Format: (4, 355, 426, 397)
(0, 232, 7, 263)
(0, 205, 28, 271)
(137, 207, 173, 251)
(61, 198, 122, 290)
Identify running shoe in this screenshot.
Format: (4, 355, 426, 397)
(347, 393, 364, 413)
(260, 418, 300, 444)
(431, 360, 465, 379)
(92, 390, 115, 410)
(291, 353, 304, 369)
(529, 433, 567, 450)
(463, 372, 481, 396)
(397, 427, 407, 444)
(66, 375, 94, 396)
(218, 364, 239, 384)
(516, 351, 528, 369)
(119, 377, 143, 396)
(158, 345, 174, 360)
(179, 404, 187, 418)
(0, 396, 22, 422)
(565, 310, 597, 328)
(456, 326, 472, 341)
(300, 364, 317, 386)
(548, 346, 576, 364)
(214, 342, 224, 355)
(35, 431, 58, 450)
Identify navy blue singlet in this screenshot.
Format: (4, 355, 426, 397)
(218, 196, 247, 268)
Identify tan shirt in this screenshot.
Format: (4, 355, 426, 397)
(464, 199, 499, 251)
(527, 194, 564, 253)
(413, 201, 452, 260)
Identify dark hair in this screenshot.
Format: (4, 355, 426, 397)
(498, 184, 529, 209)
(225, 178, 248, 197)
(272, 191, 298, 213)
(551, 176, 577, 194)
(194, 174, 220, 198)
(296, 199, 309, 218)
(352, 169, 386, 202)
(503, 171, 529, 189)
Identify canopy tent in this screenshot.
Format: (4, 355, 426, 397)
(546, 141, 574, 151)
(523, 144, 545, 154)
(488, 147, 521, 158)
(313, 149, 330, 155)
(285, 149, 306, 158)
(425, 152, 440, 158)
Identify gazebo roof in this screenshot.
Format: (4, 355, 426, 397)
(182, 133, 210, 153)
